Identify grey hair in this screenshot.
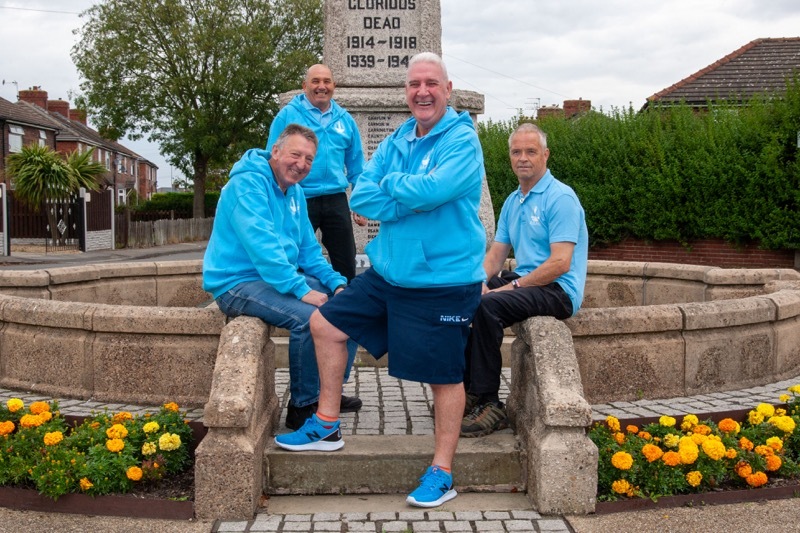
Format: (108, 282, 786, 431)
(509, 122, 548, 149)
(274, 123, 318, 150)
(406, 52, 449, 82)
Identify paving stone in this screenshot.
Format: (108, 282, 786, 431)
(283, 522, 315, 531)
(283, 514, 312, 522)
(343, 512, 369, 521)
(412, 522, 443, 532)
(455, 511, 483, 521)
(369, 511, 397, 521)
(428, 511, 455, 521)
(381, 521, 410, 532)
(443, 520, 473, 531)
(313, 521, 343, 531)
(347, 522, 378, 532)
(510, 511, 541, 520)
(503, 520, 535, 531)
(475, 521, 506, 532)
(484, 511, 511, 520)
(216, 521, 250, 532)
(536, 518, 570, 531)
(398, 511, 427, 521)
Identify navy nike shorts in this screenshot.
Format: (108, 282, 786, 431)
(318, 267, 482, 384)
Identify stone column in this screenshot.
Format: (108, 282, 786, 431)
(280, 0, 495, 258)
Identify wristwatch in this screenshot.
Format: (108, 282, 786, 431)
(511, 279, 521, 289)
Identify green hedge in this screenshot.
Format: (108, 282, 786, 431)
(479, 78, 800, 250)
(133, 192, 220, 217)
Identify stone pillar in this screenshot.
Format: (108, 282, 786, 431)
(280, 0, 495, 258)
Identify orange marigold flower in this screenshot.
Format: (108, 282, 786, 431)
(126, 466, 143, 481)
(611, 451, 634, 470)
(163, 402, 179, 412)
(725, 448, 738, 460)
(686, 471, 703, 487)
(106, 438, 125, 453)
(718, 418, 740, 434)
(43, 431, 63, 446)
(613, 432, 626, 445)
(112, 412, 133, 424)
(611, 479, 632, 495)
(106, 424, 129, 440)
(693, 424, 712, 436)
(735, 461, 752, 478)
(79, 478, 93, 491)
(29, 401, 50, 415)
(746, 471, 768, 488)
(642, 443, 664, 463)
(739, 437, 754, 451)
(626, 425, 638, 434)
(90, 422, 100, 429)
(701, 439, 726, 461)
(662, 451, 682, 467)
(691, 433, 707, 445)
(766, 437, 783, 452)
(39, 411, 52, 422)
(0, 421, 15, 436)
(19, 414, 43, 428)
(637, 431, 652, 441)
(755, 445, 774, 457)
(766, 455, 782, 472)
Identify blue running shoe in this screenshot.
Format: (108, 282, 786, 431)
(274, 414, 344, 452)
(406, 466, 457, 508)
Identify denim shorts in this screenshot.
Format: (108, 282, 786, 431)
(318, 268, 482, 384)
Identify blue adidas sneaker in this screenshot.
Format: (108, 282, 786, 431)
(274, 413, 344, 452)
(406, 465, 457, 508)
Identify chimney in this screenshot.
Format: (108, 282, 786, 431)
(536, 105, 564, 120)
(563, 98, 591, 118)
(48, 99, 70, 118)
(69, 108, 87, 125)
(18, 86, 48, 108)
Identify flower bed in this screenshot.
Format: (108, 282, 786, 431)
(0, 398, 198, 516)
(590, 385, 800, 505)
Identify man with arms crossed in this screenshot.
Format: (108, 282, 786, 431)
(275, 53, 486, 509)
(460, 122, 588, 438)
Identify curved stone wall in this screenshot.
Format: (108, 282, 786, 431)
(0, 259, 798, 406)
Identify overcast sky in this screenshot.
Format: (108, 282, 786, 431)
(1, 0, 799, 187)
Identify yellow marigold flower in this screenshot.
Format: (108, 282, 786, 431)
(766, 437, 783, 452)
(678, 436, 696, 448)
(163, 402, 179, 412)
(642, 443, 664, 463)
(718, 418, 740, 434)
(43, 431, 63, 446)
(725, 448, 738, 459)
(158, 432, 181, 452)
(788, 384, 800, 394)
(681, 414, 699, 431)
(780, 394, 791, 403)
(701, 439, 726, 461)
(693, 424, 712, 436)
(659, 416, 676, 427)
(142, 442, 157, 456)
(686, 471, 703, 487)
(611, 451, 634, 470)
(79, 478, 93, 491)
(19, 414, 44, 428)
(29, 401, 50, 415)
(126, 466, 143, 481)
(106, 438, 125, 453)
(739, 437, 754, 451)
(143, 421, 160, 434)
(746, 471, 768, 488)
(748, 410, 765, 425)
(0, 421, 15, 436)
(756, 403, 775, 418)
(6, 399, 24, 413)
(768, 415, 796, 434)
(691, 433, 707, 445)
(606, 416, 621, 433)
(611, 479, 632, 495)
(735, 461, 752, 478)
(626, 425, 638, 434)
(755, 445, 774, 457)
(766, 455, 782, 472)
(678, 440, 699, 465)
(637, 431, 652, 441)
(776, 408, 787, 416)
(663, 433, 680, 448)
(613, 432, 626, 445)
(112, 412, 133, 424)
(662, 451, 681, 467)
(106, 424, 129, 440)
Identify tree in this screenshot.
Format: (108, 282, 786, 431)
(72, 0, 323, 218)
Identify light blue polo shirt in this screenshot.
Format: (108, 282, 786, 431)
(495, 169, 588, 315)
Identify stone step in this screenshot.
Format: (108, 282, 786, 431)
(264, 433, 523, 495)
(271, 336, 515, 369)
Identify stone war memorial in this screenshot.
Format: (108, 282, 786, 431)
(1, 0, 800, 525)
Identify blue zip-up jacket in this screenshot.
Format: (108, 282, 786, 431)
(202, 149, 347, 299)
(266, 94, 364, 198)
(350, 107, 486, 288)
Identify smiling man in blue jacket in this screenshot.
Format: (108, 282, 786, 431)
(275, 53, 486, 509)
(267, 64, 366, 282)
(203, 124, 359, 431)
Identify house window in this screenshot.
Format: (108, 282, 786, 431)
(9, 125, 24, 153)
(118, 188, 126, 205)
(39, 130, 47, 147)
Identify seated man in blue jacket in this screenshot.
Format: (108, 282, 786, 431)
(202, 124, 359, 430)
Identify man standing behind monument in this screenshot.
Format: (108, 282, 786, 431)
(275, 52, 486, 509)
(460, 122, 588, 438)
(267, 64, 367, 282)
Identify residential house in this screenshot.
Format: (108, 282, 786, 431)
(0, 87, 157, 204)
(644, 37, 800, 109)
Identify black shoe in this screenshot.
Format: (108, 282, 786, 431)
(340, 395, 362, 413)
(285, 402, 316, 430)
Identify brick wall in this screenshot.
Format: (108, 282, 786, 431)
(589, 238, 798, 269)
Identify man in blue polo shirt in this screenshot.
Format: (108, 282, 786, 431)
(460, 122, 588, 438)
